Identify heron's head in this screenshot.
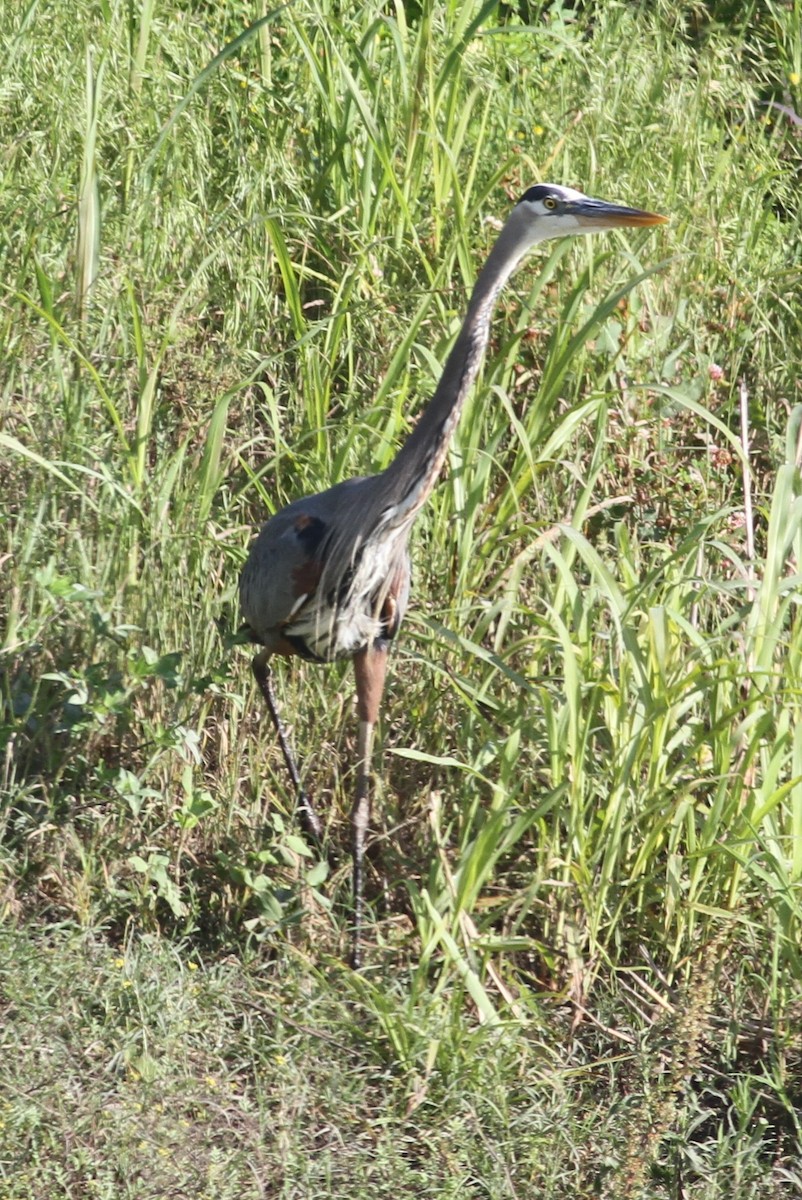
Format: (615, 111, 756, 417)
(515, 183, 667, 244)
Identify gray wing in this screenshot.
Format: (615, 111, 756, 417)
(239, 475, 374, 652)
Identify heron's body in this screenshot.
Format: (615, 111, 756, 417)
(240, 184, 666, 965)
(240, 475, 409, 663)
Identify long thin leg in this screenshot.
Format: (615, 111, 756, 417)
(351, 644, 388, 969)
(252, 649, 323, 842)
(351, 717, 374, 969)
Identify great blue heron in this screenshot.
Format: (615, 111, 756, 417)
(240, 183, 666, 965)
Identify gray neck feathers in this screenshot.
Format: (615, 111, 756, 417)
(378, 207, 536, 526)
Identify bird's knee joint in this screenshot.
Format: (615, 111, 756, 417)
(351, 791, 370, 841)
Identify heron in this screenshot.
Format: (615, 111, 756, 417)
(240, 183, 666, 966)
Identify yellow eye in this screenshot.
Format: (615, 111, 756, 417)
(544, 196, 557, 210)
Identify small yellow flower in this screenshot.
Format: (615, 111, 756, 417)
(534, 125, 544, 136)
(188, 961, 198, 971)
(114, 957, 125, 969)
(790, 71, 800, 86)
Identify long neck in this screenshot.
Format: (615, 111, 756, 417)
(379, 207, 537, 522)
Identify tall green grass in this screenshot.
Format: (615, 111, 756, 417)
(2, 0, 802, 1191)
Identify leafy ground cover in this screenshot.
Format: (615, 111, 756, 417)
(2, 0, 802, 1194)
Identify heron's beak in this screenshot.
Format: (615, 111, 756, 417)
(570, 197, 668, 229)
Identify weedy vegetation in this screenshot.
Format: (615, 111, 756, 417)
(2, 0, 802, 1195)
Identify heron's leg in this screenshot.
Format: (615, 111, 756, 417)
(252, 649, 323, 843)
(351, 644, 388, 969)
(351, 718, 375, 970)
